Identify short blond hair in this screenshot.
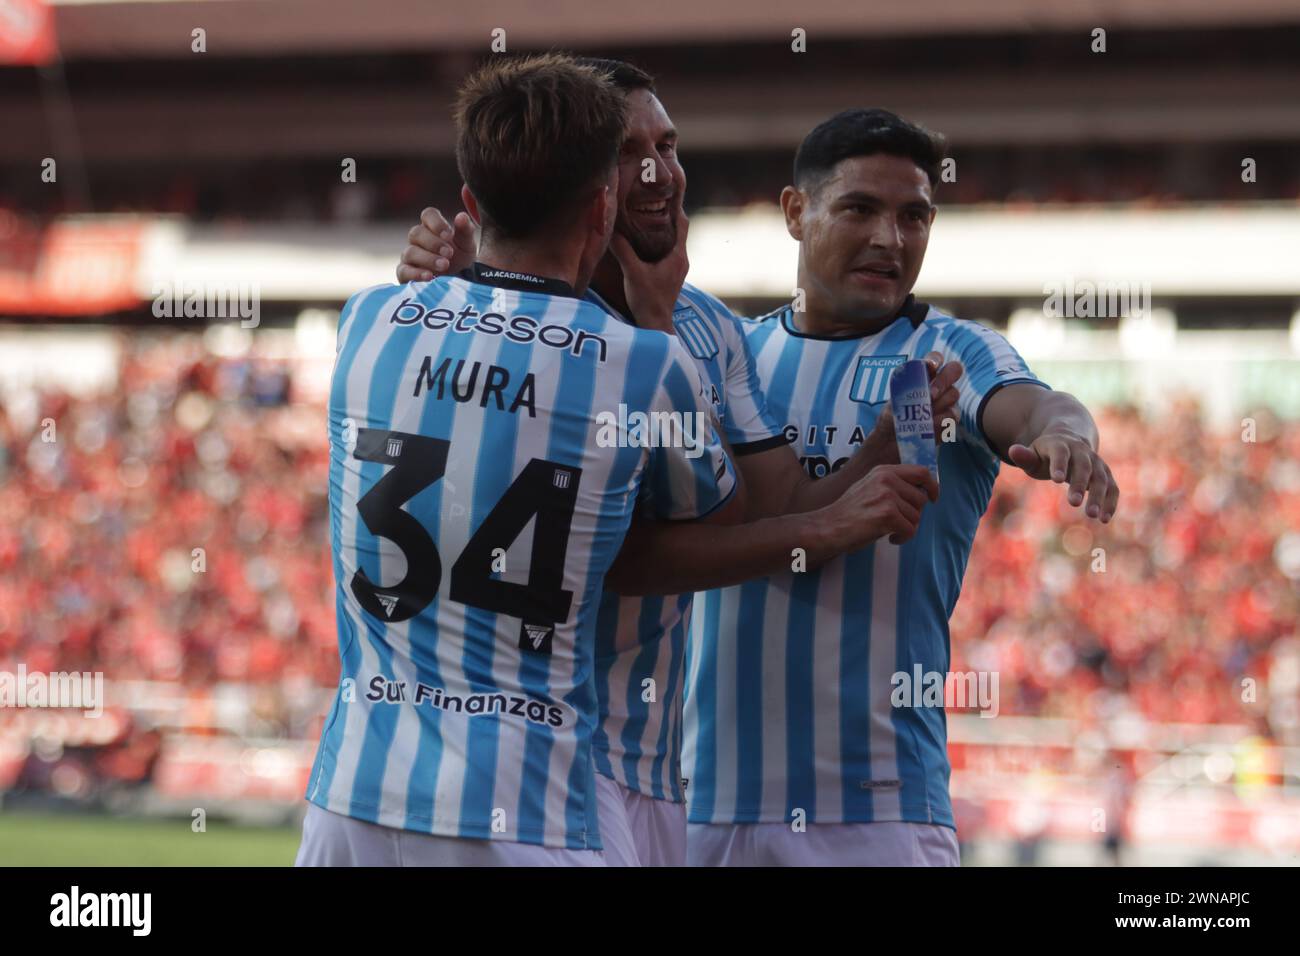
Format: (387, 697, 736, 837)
(454, 53, 627, 239)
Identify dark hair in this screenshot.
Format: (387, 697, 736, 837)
(454, 53, 628, 240)
(794, 108, 947, 191)
(574, 57, 655, 94)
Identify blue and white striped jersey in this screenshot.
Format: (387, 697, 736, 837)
(307, 273, 736, 850)
(683, 297, 1047, 828)
(588, 284, 785, 802)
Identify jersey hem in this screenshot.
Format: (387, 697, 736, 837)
(305, 792, 604, 851)
(592, 764, 685, 804)
(685, 805, 955, 830)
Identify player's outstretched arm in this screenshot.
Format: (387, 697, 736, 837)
(738, 352, 961, 521)
(396, 206, 478, 282)
(605, 464, 938, 596)
(982, 384, 1119, 523)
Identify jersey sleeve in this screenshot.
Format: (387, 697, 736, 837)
(940, 321, 1050, 460)
(687, 289, 787, 456)
(640, 338, 738, 521)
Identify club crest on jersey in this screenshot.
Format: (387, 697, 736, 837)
(849, 355, 907, 405)
(673, 308, 719, 361)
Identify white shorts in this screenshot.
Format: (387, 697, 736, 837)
(593, 774, 688, 866)
(294, 803, 607, 867)
(593, 773, 640, 866)
(686, 821, 959, 867)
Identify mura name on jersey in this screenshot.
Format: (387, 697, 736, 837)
(784, 421, 875, 479)
(414, 355, 537, 418)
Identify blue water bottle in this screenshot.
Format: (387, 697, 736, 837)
(888, 359, 940, 483)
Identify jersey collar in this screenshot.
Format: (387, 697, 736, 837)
(459, 261, 578, 298)
(781, 293, 929, 340)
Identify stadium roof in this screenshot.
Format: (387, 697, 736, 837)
(47, 0, 1300, 59)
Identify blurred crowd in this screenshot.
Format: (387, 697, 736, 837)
(0, 343, 335, 741)
(1, 347, 1298, 750)
(951, 402, 1300, 744)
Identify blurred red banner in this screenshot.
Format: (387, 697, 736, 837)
(0, 0, 57, 66)
(0, 217, 146, 315)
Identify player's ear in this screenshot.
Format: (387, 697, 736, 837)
(780, 185, 805, 241)
(460, 184, 482, 226)
(589, 183, 614, 238)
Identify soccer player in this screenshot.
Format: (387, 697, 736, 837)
(297, 54, 740, 866)
(397, 62, 957, 865)
(682, 109, 1120, 866)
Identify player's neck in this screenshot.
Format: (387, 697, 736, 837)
(794, 271, 902, 338)
(794, 309, 894, 338)
(476, 240, 583, 293)
(590, 254, 632, 318)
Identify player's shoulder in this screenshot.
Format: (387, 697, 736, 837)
(344, 277, 460, 315)
(676, 283, 739, 321)
(337, 282, 407, 341)
(564, 292, 629, 331)
(669, 284, 751, 365)
(673, 283, 744, 338)
(919, 305, 1042, 382)
(748, 302, 789, 325)
(728, 303, 791, 343)
(607, 318, 695, 378)
(658, 327, 706, 370)
(921, 305, 1013, 349)
(342, 281, 402, 314)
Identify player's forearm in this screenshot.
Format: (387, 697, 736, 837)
(776, 424, 896, 516)
(1014, 391, 1099, 453)
(605, 511, 840, 597)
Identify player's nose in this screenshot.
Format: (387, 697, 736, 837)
(867, 218, 904, 252)
(635, 153, 674, 195)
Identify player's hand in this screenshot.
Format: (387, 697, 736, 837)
(826, 463, 939, 549)
(925, 351, 962, 443)
(396, 206, 478, 283)
(1008, 430, 1119, 523)
(608, 201, 689, 332)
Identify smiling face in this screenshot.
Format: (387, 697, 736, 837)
(614, 88, 685, 263)
(783, 152, 936, 333)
